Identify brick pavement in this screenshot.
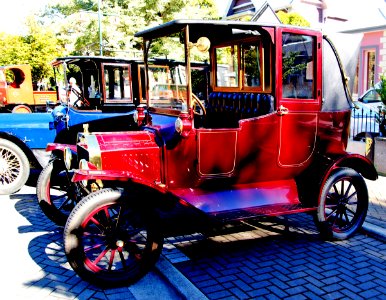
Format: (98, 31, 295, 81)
(162, 174, 386, 300)
(165, 212, 386, 300)
(0, 186, 201, 300)
(1, 170, 385, 299)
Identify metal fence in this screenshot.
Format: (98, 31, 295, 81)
(350, 107, 380, 140)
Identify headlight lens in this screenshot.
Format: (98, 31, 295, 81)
(63, 147, 72, 170)
(79, 159, 89, 187)
(175, 117, 183, 133)
(133, 110, 138, 122)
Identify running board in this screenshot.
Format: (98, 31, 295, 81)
(209, 204, 316, 223)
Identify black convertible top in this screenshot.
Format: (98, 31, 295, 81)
(135, 19, 319, 42)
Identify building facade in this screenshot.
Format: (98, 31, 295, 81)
(223, 0, 386, 97)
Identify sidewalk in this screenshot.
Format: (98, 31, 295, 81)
(347, 139, 386, 240)
(363, 175, 386, 240)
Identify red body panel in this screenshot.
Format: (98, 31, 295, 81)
(94, 131, 162, 182)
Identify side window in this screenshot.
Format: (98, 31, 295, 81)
(214, 40, 265, 91)
(87, 73, 100, 99)
(282, 33, 315, 99)
(6, 68, 25, 88)
(242, 42, 261, 88)
(104, 64, 132, 102)
(215, 45, 239, 88)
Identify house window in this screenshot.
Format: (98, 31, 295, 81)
(364, 49, 376, 90)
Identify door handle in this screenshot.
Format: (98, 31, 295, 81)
(277, 105, 289, 116)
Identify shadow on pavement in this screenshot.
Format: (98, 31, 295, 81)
(9, 192, 139, 299)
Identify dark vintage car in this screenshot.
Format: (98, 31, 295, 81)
(36, 59, 208, 225)
(60, 20, 377, 287)
(0, 56, 142, 195)
(0, 55, 206, 195)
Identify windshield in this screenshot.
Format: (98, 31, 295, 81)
(53, 63, 68, 103)
(146, 34, 209, 113)
(148, 65, 186, 110)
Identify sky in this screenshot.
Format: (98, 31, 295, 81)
(0, 0, 228, 35)
(0, 0, 52, 35)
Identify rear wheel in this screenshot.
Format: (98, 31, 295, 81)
(0, 139, 29, 195)
(315, 168, 368, 240)
(64, 188, 163, 287)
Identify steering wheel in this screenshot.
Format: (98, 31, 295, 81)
(176, 91, 206, 116)
(71, 88, 90, 108)
(192, 93, 206, 116)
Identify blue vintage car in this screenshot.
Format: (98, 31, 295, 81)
(0, 56, 149, 195)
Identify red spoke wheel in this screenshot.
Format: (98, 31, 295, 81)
(37, 159, 83, 226)
(316, 168, 368, 240)
(64, 188, 163, 287)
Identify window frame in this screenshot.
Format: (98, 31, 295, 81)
(278, 28, 322, 107)
(101, 63, 133, 104)
(212, 37, 266, 93)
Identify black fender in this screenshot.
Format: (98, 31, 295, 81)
(324, 153, 378, 181)
(296, 152, 377, 207)
(0, 132, 40, 169)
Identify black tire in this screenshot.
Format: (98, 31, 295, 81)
(0, 139, 30, 195)
(315, 167, 368, 240)
(64, 188, 163, 287)
(36, 159, 82, 226)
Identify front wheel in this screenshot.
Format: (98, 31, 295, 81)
(0, 139, 29, 195)
(64, 188, 163, 287)
(37, 159, 86, 226)
(315, 168, 368, 240)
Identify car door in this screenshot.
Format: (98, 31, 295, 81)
(276, 28, 322, 167)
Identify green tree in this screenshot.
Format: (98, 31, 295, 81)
(375, 73, 386, 136)
(276, 11, 310, 27)
(24, 17, 64, 82)
(0, 17, 64, 83)
(42, 0, 219, 57)
(0, 34, 30, 66)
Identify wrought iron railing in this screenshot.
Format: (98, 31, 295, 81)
(350, 107, 380, 140)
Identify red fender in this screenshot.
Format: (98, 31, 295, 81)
(46, 143, 77, 152)
(72, 169, 168, 194)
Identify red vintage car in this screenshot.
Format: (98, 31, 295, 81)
(62, 20, 378, 287)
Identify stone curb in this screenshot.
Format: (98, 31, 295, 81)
(363, 221, 386, 242)
(155, 255, 208, 300)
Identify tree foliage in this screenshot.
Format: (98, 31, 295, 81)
(0, 17, 64, 82)
(0, 0, 217, 81)
(0, 34, 29, 66)
(376, 73, 386, 105)
(42, 0, 219, 57)
(276, 11, 310, 27)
